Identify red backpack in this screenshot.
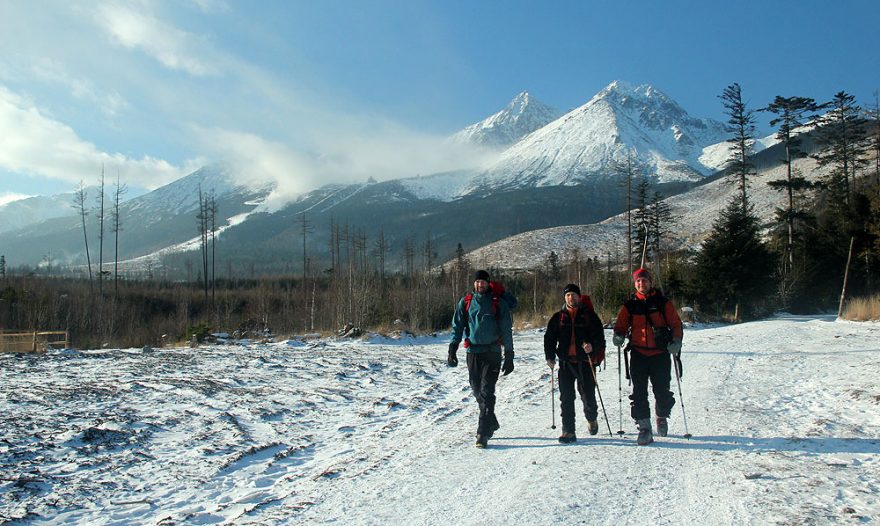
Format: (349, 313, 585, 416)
(463, 281, 507, 318)
(462, 281, 516, 348)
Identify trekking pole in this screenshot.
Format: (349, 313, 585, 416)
(587, 355, 613, 437)
(550, 367, 557, 430)
(673, 357, 692, 439)
(616, 345, 625, 436)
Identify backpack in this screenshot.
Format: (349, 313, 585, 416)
(557, 294, 596, 326)
(462, 281, 517, 347)
(463, 281, 518, 317)
(625, 291, 672, 350)
(558, 293, 604, 366)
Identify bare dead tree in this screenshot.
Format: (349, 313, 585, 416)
(374, 228, 388, 288)
(210, 191, 217, 306)
(96, 166, 106, 296)
(297, 212, 313, 280)
(196, 185, 209, 301)
(615, 152, 642, 275)
(111, 170, 128, 300)
(73, 181, 93, 295)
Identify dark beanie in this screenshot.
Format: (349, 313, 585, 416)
(563, 283, 581, 296)
(474, 270, 490, 282)
(632, 268, 653, 282)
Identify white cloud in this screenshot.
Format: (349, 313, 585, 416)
(0, 192, 32, 206)
(95, 3, 218, 76)
(192, 123, 497, 211)
(29, 59, 129, 116)
(188, 0, 230, 13)
(0, 86, 186, 190)
(0, 3, 491, 204)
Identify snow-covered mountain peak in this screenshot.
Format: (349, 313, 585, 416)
(124, 162, 274, 217)
(504, 91, 536, 114)
(461, 81, 730, 193)
(449, 91, 560, 149)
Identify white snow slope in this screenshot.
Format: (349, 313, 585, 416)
(460, 154, 830, 271)
(1, 315, 878, 525)
(463, 81, 728, 194)
(449, 91, 561, 149)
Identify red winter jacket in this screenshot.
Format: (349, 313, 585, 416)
(613, 290, 683, 357)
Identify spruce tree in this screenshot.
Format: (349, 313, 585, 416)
(648, 191, 676, 266)
(813, 91, 869, 212)
(867, 92, 880, 189)
(693, 195, 776, 320)
(631, 176, 651, 266)
(762, 96, 820, 268)
(719, 83, 757, 209)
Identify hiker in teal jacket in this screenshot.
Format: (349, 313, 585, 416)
(448, 269, 515, 448)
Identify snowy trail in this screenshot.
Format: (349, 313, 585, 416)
(1, 315, 879, 525)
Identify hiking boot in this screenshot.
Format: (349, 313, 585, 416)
(477, 414, 502, 439)
(588, 419, 599, 436)
(656, 417, 668, 437)
(490, 413, 500, 437)
(475, 435, 489, 448)
(558, 432, 577, 444)
(637, 418, 653, 446)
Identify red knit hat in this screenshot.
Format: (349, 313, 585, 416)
(632, 268, 652, 282)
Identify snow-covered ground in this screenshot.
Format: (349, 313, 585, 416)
(2, 315, 879, 525)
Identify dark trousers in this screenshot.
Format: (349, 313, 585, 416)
(558, 360, 598, 434)
(629, 351, 675, 420)
(466, 349, 502, 437)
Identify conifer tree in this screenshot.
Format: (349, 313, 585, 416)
(719, 83, 757, 209)
(546, 251, 561, 283)
(631, 176, 651, 265)
(614, 152, 643, 276)
(693, 195, 776, 320)
(762, 95, 820, 300)
(868, 92, 880, 189)
(648, 191, 676, 265)
(813, 91, 869, 212)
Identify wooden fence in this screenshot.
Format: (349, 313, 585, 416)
(0, 331, 69, 353)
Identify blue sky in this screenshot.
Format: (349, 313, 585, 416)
(0, 0, 877, 205)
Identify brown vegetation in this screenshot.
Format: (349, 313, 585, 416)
(842, 294, 880, 321)
(0, 257, 642, 349)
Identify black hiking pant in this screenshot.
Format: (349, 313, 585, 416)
(466, 348, 502, 438)
(629, 351, 675, 421)
(558, 360, 598, 434)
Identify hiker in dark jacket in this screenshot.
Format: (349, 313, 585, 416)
(612, 268, 683, 445)
(448, 269, 515, 448)
(544, 283, 606, 443)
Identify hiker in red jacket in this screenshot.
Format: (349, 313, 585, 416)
(613, 268, 683, 445)
(544, 283, 606, 443)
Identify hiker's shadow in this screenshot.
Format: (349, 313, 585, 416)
(488, 435, 633, 449)
(487, 434, 880, 454)
(633, 434, 880, 454)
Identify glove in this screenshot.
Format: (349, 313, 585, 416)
(612, 333, 625, 347)
(590, 347, 605, 367)
(667, 340, 682, 357)
(502, 351, 514, 376)
(546, 359, 556, 370)
(447, 342, 459, 367)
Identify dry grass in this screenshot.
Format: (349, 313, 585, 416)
(842, 294, 880, 321)
(514, 310, 552, 331)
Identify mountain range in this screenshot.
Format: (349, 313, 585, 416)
(0, 80, 774, 275)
